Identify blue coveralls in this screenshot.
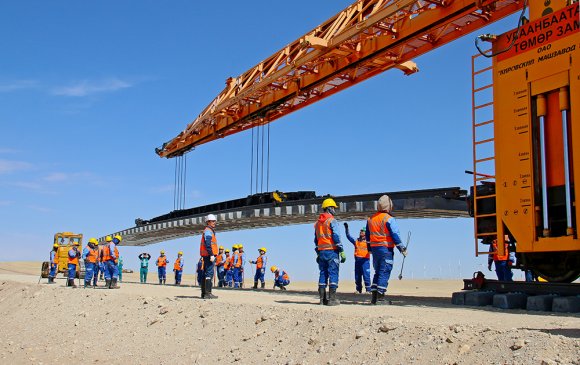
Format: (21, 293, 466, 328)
(225, 256, 233, 287)
(232, 251, 242, 288)
(197, 259, 204, 286)
(93, 260, 100, 286)
(201, 227, 216, 281)
(488, 249, 515, 281)
(139, 254, 150, 283)
(366, 217, 405, 295)
(346, 231, 371, 293)
(216, 253, 226, 286)
(253, 255, 267, 284)
(49, 250, 57, 279)
(274, 270, 290, 288)
(174, 256, 184, 284)
(104, 241, 119, 280)
(314, 214, 343, 290)
(67, 248, 79, 280)
(157, 256, 167, 282)
(82, 247, 96, 285)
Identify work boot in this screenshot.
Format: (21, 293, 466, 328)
(280, 286, 287, 291)
(84, 281, 88, 289)
(110, 278, 120, 289)
(159, 279, 162, 285)
(69, 279, 77, 288)
(261, 282, 265, 289)
(105, 279, 111, 289)
(200, 278, 206, 298)
(377, 292, 385, 303)
(371, 291, 378, 305)
(327, 288, 340, 306)
(318, 288, 328, 305)
(204, 278, 218, 299)
(253, 281, 258, 289)
(163, 279, 166, 285)
(48, 277, 55, 284)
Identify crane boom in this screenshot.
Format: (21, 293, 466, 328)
(156, 0, 523, 158)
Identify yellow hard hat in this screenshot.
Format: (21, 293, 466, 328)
(53, 243, 59, 248)
(178, 251, 183, 255)
(270, 266, 277, 273)
(73, 241, 80, 246)
(238, 244, 243, 249)
(233, 244, 239, 250)
(160, 250, 165, 254)
(259, 247, 267, 253)
(219, 246, 224, 250)
(322, 198, 338, 209)
(105, 235, 112, 242)
(114, 235, 122, 242)
(225, 249, 230, 253)
(88, 238, 98, 245)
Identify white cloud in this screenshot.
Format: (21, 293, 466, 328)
(26, 204, 54, 213)
(0, 80, 39, 92)
(0, 148, 19, 154)
(0, 159, 32, 174)
(51, 78, 133, 97)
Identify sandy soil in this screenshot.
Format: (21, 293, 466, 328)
(0, 262, 578, 365)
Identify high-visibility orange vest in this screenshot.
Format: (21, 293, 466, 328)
(101, 244, 118, 262)
(157, 256, 167, 267)
(256, 255, 265, 269)
(492, 240, 509, 261)
(354, 240, 370, 259)
(224, 255, 233, 270)
(215, 253, 224, 266)
(314, 213, 338, 251)
(86, 248, 98, 264)
(234, 253, 242, 268)
(367, 212, 395, 248)
(68, 249, 79, 266)
(52, 250, 59, 265)
(173, 257, 182, 270)
(200, 227, 218, 257)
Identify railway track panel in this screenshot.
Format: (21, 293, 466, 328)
(99, 187, 468, 246)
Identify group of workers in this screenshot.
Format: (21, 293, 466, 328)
(48, 235, 124, 289)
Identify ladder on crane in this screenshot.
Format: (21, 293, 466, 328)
(471, 51, 496, 257)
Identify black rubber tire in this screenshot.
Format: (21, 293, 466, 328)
(41, 261, 49, 278)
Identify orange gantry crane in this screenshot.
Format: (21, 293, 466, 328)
(155, 0, 523, 158)
(157, 0, 580, 282)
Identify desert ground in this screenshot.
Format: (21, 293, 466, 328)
(0, 262, 578, 365)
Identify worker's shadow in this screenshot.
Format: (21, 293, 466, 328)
(519, 328, 580, 339)
(174, 295, 204, 300)
(274, 298, 365, 306)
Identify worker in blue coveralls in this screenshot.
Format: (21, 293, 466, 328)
(314, 198, 346, 306)
(488, 235, 515, 281)
(48, 243, 59, 284)
(200, 214, 219, 299)
(67, 241, 81, 288)
(101, 235, 121, 289)
(344, 224, 371, 294)
(82, 238, 99, 288)
(173, 251, 184, 285)
(366, 195, 407, 305)
(196, 257, 204, 287)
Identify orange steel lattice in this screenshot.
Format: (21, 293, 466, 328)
(156, 0, 524, 158)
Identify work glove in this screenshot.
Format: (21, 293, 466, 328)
(210, 256, 216, 263)
(398, 246, 408, 257)
(340, 251, 346, 263)
(316, 255, 320, 264)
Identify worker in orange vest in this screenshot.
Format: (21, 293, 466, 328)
(156, 250, 168, 285)
(488, 235, 515, 281)
(224, 249, 233, 287)
(238, 245, 246, 288)
(82, 238, 99, 288)
(250, 247, 268, 289)
(232, 244, 243, 288)
(271, 266, 290, 290)
(366, 195, 407, 305)
(173, 251, 184, 285)
(215, 246, 226, 287)
(344, 224, 371, 293)
(199, 214, 219, 299)
(67, 241, 80, 288)
(48, 243, 59, 284)
(101, 235, 121, 289)
(314, 198, 346, 306)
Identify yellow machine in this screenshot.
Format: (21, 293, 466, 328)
(41, 232, 85, 279)
(472, 1, 580, 282)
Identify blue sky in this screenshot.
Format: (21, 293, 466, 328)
(0, 1, 526, 281)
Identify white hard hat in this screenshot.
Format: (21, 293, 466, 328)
(206, 214, 217, 222)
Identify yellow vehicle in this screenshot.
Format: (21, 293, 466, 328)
(41, 232, 85, 279)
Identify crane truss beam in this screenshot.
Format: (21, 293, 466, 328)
(157, 0, 523, 158)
